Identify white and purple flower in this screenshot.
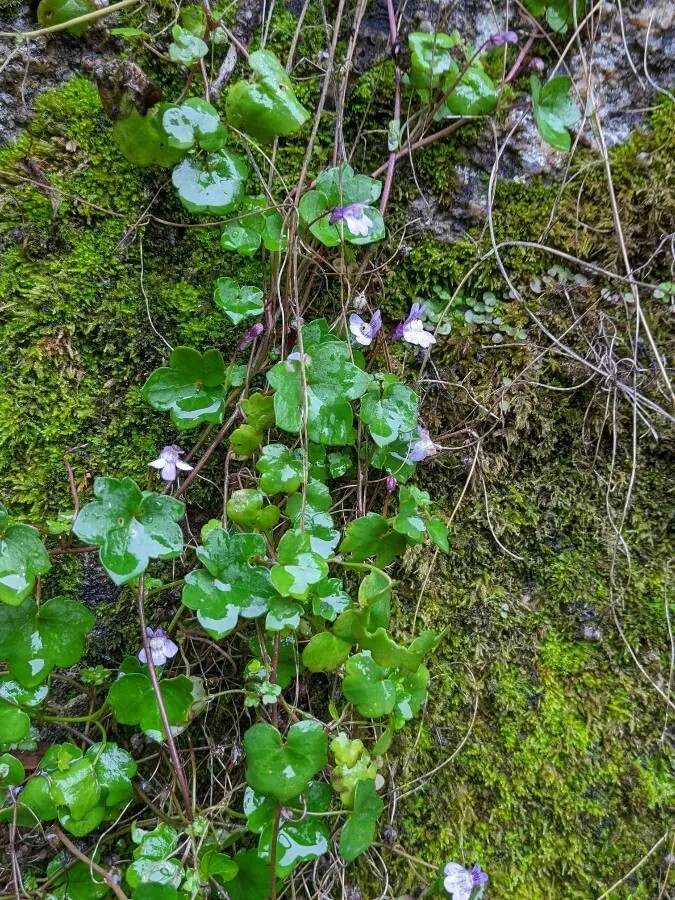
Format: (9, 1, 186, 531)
(149, 445, 193, 483)
(349, 310, 382, 346)
(407, 425, 441, 463)
(442, 862, 488, 899)
(329, 202, 373, 237)
(393, 303, 436, 348)
(138, 628, 179, 667)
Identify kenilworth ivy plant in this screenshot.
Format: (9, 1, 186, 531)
(0, 2, 586, 893)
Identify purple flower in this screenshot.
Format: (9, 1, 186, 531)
(392, 303, 436, 348)
(470, 864, 489, 888)
(386, 475, 397, 493)
(442, 862, 488, 899)
(287, 351, 312, 365)
(138, 628, 179, 667)
(407, 425, 441, 463)
(486, 30, 518, 48)
(528, 56, 545, 72)
(349, 310, 382, 346)
(149, 445, 193, 483)
(237, 322, 264, 350)
(329, 202, 373, 237)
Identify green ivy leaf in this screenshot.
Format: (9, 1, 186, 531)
(249, 634, 298, 689)
(243, 720, 328, 801)
(285, 482, 340, 558)
(199, 846, 238, 882)
(339, 778, 383, 861)
(426, 515, 449, 551)
(227, 850, 272, 900)
(392, 664, 430, 728)
(0, 597, 94, 688)
(227, 489, 280, 532)
(182, 528, 275, 638)
(342, 652, 396, 718)
(267, 339, 372, 445)
(141, 347, 228, 429)
(213, 277, 264, 325)
(328, 449, 353, 478)
(257, 782, 331, 876)
(409, 32, 497, 118)
(162, 98, 227, 152)
(302, 632, 352, 672)
(0, 753, 24, 787)
(242, 392, 276, 431)
(256, 443, 304, 494)
(112, 106, 186, 168)
(298, 164, 385, 247)
(49, 757, 100, 821)
(310, 577, 351, 621)
(226, 50, 309, 143)
(85, 742, 137, 807)
(359, 375, 419, 448)
(408, 31, 459, 100)
(265, 596, 303, 632)
(131, 885, 178, 900)
(73, 477, 184, 586)
(0, 775, 56, 826)
(531, 75, 581, 152)
(46, 861, 108, 899)
(270, 529, 328, 600)
(371, 437, 417, 484)
(132, 822, 180, 860)
(393, 485, 430, 544)
(0, 699, 31, 744)
(220, 197, 287, 256)
(0, 507, 50, 606)
(172, 149, 248, 216)
(339, 513, 407, 567)
(36, 0, 94, 36)
(107, 668, 205, 742)
(329, 733, 377, 806)
(168, 23, 208, 65)
(229, 424, 264, 457)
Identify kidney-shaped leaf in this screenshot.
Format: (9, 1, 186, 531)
(339, 778, 383, 861)
(73, 477, 184, 586)
(243, 720, 328, 801)
(298, 164, 384, 247)
(213, 277, 264, 325)
(182, 528, 276, 639)
(142, 346, 229, 430)
(0, 597, 94, 688)
(107, 668, 205, 742)
(172, 149, 248, 216)
(226, 50, 309, 143)
(270, 529, 328, 600)
(0, 506, 50, 607)
(531, 75, 581, 152)
(267, 339, 372, 445)
(162, 98, 227, 152)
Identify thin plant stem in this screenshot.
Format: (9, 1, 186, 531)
(137, 577, 194, 820)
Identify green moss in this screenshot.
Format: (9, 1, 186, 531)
(1, 37, 673, 900)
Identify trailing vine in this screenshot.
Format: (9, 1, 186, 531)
(0, 1, 592, 897)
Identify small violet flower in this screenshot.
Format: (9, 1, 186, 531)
(385, 475, 397, 494)
(349, 310, 382, 346)
(486, 30, 518, 48)
(149, 445, 193, 483)
(138, 627, 179, 667)
(287, 351, 312, 365)
(408, 425, 441, 463)
(393, 303, 436, 349)
(237, 322, 264, 350)
(329, 202, 373, 237)
(443, 862, 488, 899)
